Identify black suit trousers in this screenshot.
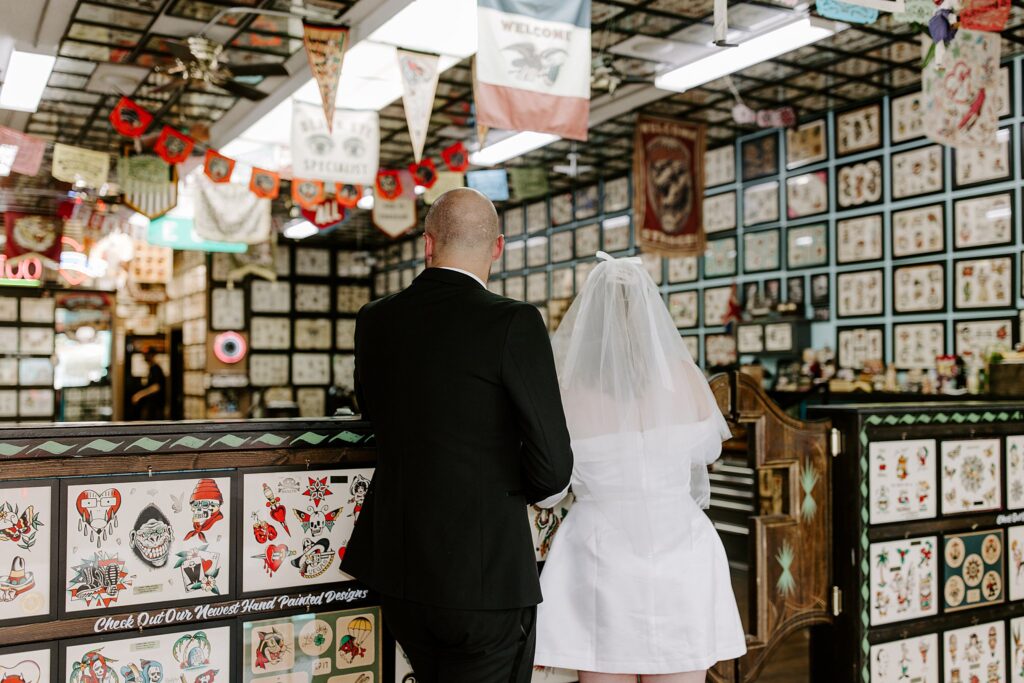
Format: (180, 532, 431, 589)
(383, 594, 537, 683)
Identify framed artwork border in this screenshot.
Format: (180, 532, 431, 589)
(892, 319, 947, 371)
(951, 126, 1014, 190)
(0, 640, 57, 680)
(743, 228, 782, 274)
(740, 133, 779, 181)
(836, 324, 886, 370)
(835, 267, 886, 319)
(890, 203, 946, 259)
(890, 144, 945, 200)
(785, 222, 829, 271)
(785, 118, 828, 170)
(836, 213, 884, 264)
(835, 101, 883, 156)
(892, 261, 946, 315)
(953, 190, 1015, 251)
(835, 157, 885, 209)
(0, 479, 57, 628)
(952, 255, 1016, 312)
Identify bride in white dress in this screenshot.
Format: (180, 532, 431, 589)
(534, 252, 747, 682)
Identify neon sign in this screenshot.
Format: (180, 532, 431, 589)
(0, 236, 105, 287)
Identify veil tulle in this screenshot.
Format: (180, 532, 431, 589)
(551, 251, 732, 508)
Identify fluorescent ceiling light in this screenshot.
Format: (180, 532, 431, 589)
(470, 131, 561, 167)
(0, 51, 56, 112)
(283, 220, 319, 240)
(655, 17, 844, 93)
(368, 0, 477, 59)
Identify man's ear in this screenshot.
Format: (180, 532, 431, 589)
(492, 234, 505, 263)
(424, 233, 435, 266)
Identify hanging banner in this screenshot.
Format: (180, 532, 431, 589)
(335, 183, 362, 208)
(441, 141, 470, 172)
(816, 0, 879, 23)
(193, 175, 272, 244)
(301, 199, 346, 229)
(203, 149, 235, 183)
(302, 22, 350, 131)
(147, 215, 248, 253)
(396, 48, 441, 163)
(894, 0, 934, 23)
(109, 97, 153, 138)
(0, 126, 44, 176)
(632, 115, 705, 257)
(375, 169, 403, 200)
(961, 0, 1011, 31)
(3, 212, 62, 262)
(923, 29, 1001, 149)
(373, 170, 416, 238)
(117, 155, 178, 219)
(474, 0, 591, 141)
(292, 178, 325, 210)
(291, 101, 379, 184)
(154, 126, 195, 164)
(466, 169, 509, 201)
(508, 166, 549, 200)
(249, 167, 281, 199)
(409, 158, 439, 188)
(52, 143, 110, 188)
(423, 171, 465, 205)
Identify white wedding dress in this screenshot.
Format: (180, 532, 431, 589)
(534, 253, 747, 675)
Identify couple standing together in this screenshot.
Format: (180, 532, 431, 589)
(341, 189, 746, 682)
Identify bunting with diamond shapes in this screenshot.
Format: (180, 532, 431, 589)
(474, 0, 591, 141)
(397, 48, 441, 163)
(302, 22, 349, 132)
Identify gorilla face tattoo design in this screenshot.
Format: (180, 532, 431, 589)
(128, 505, 173, 568)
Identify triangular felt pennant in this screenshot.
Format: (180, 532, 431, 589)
(441, 141, 470, 172)
(291, 178, 325, 210)
(408, 158, 439, 188)
(396, 49, 441, 164)
(302, 22, 350, 132)
(154, 126, 195, 164)
(335, 183, 362, 208)
(109, 97, 153, 138)
(376, 170, 402, 200)
(204, 149, 235, 183)
(301, 199, 345, 230)
(249, 167, 280, 199)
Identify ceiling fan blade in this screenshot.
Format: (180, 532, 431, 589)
(148, 78, 188, 94)
(214, 78, 269, 101)
(228, 62, 290, 78)
(162, 39, 196, 62)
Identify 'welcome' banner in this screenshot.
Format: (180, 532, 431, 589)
(475, 0, 591, 141)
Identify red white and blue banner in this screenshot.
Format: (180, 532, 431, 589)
(475, 0, 591, 141)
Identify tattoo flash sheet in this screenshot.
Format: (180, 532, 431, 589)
(0, 644, 53, 683)
(868, 439, 936, 524)
(241, 468, 374, 593)
(943, 621, 1005, 683)
(869, 634, 938, 683)
(0, 483, 53, 625)
(242, 606, 381, 682)
(869, 536, 937, 626)
(63, 475, 231, 614)
(941, 439, 1001, 514)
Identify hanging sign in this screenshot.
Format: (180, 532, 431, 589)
(0, 126, 44, 176)
(147, 215, 248, 253)
(193, 176, 272, 244)
(441, 141, 470, 172)
(923, 29, 1001, 149)
(109, 97, 153, 138)
(203, 149, 235, 183)
(816, 0, 880, 22)
(466, 169, 510, 201)
(249, 168, 281, 199)
(52, 143, 109, 187)
(409, 158, 438, 188)
(632, 115, 706, 257)
(474, 0, 592, 141)
(302, 22, 350, 131)
(423, 171, 465, 205)
(508, 166, 548, 200)
(375, 169, 402, 200)
(291, 101, 379, 184)
(397, 48, 441, 163)
(292, 178, 325, 210)
(335, 183, 362, 208)
(154, 126, 195, 164)
(117, 155, 178, 219)
(373, 170, 417, 238)
(301, 199, 346, 229)
(3, 212, 63, 262)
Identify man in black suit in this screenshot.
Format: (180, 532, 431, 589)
(342, 188, 574, 683)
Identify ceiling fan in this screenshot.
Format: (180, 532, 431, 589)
(590, 53, 658, 95)
(153, 35, 290, 101)
(552, 145, 594, 177)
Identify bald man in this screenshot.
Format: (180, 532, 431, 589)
(342, 188, 573, 683)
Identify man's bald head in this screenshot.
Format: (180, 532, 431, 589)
(425, 188, 500, 257)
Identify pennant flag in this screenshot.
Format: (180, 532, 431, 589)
(301, 199, 346, 230)
(154, 126, 195, 164)
(4, 212, 63, 262)
(291, 101, 379, 184)
(632, 115, 706, 257)
(475, 0, 591, 141)
(118, 155, 178, 219)
(922, 29, 1001, 149)
(409, 158, 439, 188)
(52, 143, 110, 187)
(373, 169, 417, 238)
(423, 171, 465, 205)
(441, 141, 470, 172)
(250, 168, 281, 199)
(376, 169, 403, 200)
(204, 149, 235, 183)
(109, 97, 153, 138)
(292, 178, 325, 210)
(335, 183, 362, 208)
(0, 126, 45, 176)
(193, 176, 272, 244)
(396, 49, 441, 163)
(508, 166, 549, 200)
(302, 22, 350, 131)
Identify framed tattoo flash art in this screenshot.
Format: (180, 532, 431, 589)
(943, 621, 1005, 683)
(741, 134, 778, 181)
(836, 269, 884, 318)
(249, 354, 289, 387)
(837, 326, 884, 370)
(703, 192, 736, 233)
(890, 90, 925, 144)
(892, 204, 945, 258)
(61, 474, 233, 615)
(893, 322, 945, 370)
(868, 439, 937, 524)
(704, 237, 737, 278)
(550, 192, 573, 226)
(1008, 524, 1024, 600)
(835, 102, 882, 156)
(940, 438, 1001, 514)
(943, 529, 1004, 612)
(786, 276, 805, 308)
(743, 229, 780, 273)
(786, 224, 828, 269)
(742, 182, 779, 226)
(574, 223, 599, 258)
(870, 634, 938, 683)
(602, 217, 630, 252)
(891, 145, 944, 199)
(668, 291, 699, 329)
(703, 286, 733, 328)
(955, 318, 1015, 359)
(836, 158, 883, 208)
(868, 536, 938, 626)
(240, 467, 374, 595)
(0, 642, 54, 682)
(667, 255, 698, 284)
(1008, 436, 1024, 512)
(526, 202, 547, 234)
(736, 325, 763, 354)
(836, 214, 882, 264)
(242, 606, 382, 681)
(704, 334, 737, 367)
(954, 192, 1013, 249)
(893, 263, 945, 314)
(785, 119, 827, 169)
(602, 176, 630, 213)
(295, 247, 331, 278)
(210, 287, 245, 331)
(0, 481, 55, 626)
(786, 171, 828, 218)
(954, 256, 1014, 311)
(954, 128, 1013, 188)
(704, 145, 735, 187)
(574, 185, 599, 220)
(250, 280, 291, 314)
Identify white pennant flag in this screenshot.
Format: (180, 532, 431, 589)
(291, 101, 379, 185)
(397, 49, 441, 164)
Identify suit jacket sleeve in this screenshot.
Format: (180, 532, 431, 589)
(354, 305, 370, 421)
(501, 304, 574, 504)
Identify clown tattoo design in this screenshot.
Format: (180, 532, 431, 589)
(65, 626, 231, 683)
(129, 505, 172, 568)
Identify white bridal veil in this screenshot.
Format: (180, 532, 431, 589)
(551, 251, 733, 508)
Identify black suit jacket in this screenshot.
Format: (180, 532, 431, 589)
(341, 267, 573, 609)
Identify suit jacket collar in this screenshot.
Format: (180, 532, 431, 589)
(416, 267, 487, 289)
